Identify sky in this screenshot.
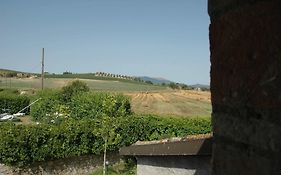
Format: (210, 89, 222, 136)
(0, 0, 210, 85)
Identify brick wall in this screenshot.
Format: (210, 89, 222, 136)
(208, 0, 281, 175)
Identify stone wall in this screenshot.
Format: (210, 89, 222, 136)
(209, 0, 281, 175)
(0, 153, 120, 175)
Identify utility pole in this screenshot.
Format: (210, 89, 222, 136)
(41, 48, 45, 90)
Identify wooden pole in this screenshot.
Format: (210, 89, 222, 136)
(103, 138, 107, 175)
(41, 48, 44, 90)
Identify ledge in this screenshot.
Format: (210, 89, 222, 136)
(119, 134, 213, 156)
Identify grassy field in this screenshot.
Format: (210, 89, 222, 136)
(0, 77, 167, 92)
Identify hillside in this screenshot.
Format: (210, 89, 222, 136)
(138, 76, 173, 85)
(0, 77, 168, 92)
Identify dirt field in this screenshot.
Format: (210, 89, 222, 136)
(126, 90, 211, 117)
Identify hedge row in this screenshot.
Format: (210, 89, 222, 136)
(0, 115, 211, 166)
(0, 92, 30, 114)
(30, 90, 131, 121)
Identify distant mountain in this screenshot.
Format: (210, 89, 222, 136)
(138, 76, 173, 85)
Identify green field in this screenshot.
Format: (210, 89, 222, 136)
(0, 78, 167, 92)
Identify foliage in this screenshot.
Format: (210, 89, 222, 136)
(0, 115, 211, 166)
(92, 159, 136, 175)
(0, 88, 19, 95)
(168, 82, 178, 89)
(62, 71, 72, 75)
(168, 82, 192, 90)
(31, 89, 131, 121)
(60, 80, 89, 103)
(145, 80, 153, 85)
(30, 90, 62, 121)
(0, 91, 30, 114)
(70, 92, 131, 119)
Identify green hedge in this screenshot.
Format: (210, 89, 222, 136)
(70, 92, 131, 119)
(30, 90, 62, 121)
(0, 115, 211, 166)
(0, 93, 30, 114)
(30, 90, 131, 121)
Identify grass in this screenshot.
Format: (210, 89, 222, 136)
(92, 160, 136, 175)
(0, 78, 167, 92)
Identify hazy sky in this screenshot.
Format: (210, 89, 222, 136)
(0, 0, 210, 85)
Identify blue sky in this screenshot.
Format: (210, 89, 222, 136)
(0, 0, 210, 85)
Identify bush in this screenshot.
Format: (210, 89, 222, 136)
(60, 80, 89, 103)
(31, 90, 131, 121)
(30, 90, 64, 121)
(0, 92, 30, 114)
(70, 92, 131, 119)
(0, 115, 211, 166)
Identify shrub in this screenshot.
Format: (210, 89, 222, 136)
(70, 92, 131, 119)
(31, 89, 131, 122)
(60, 80, 89, 103)
(0, 115, 211, 166)
(30, 90, 62, 121)
(0, 92, 30, 114)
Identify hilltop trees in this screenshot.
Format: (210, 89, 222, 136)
(95, 72, 134, 80)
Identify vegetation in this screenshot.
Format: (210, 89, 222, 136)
(30, 88, 131, 122)
(60, 80, 90, 102)
(70, 92, 131, 119)
(0, 77, 167, 92)
(0, 89, 30, 114)
(92, 159, 136, 175)
(168, 82, 192, 90)
(0, 115, 211, 166)
(0, 76, 212, 171)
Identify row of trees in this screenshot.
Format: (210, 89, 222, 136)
(95, 72, 135, 80)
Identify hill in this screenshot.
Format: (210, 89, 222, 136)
(138, 76, 172, 85)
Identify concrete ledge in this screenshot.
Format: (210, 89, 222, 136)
(120, 134, 212, 156)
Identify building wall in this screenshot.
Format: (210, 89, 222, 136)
(209, 0, 281, 175)
(137, 156, 211, 175)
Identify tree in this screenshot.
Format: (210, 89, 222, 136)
(168, 82, 178, 89)
(62, 71, 72, 75)
(60, 80, 89, 102)
(93, 115, 121, 175)
(145, 81, 153, 85)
